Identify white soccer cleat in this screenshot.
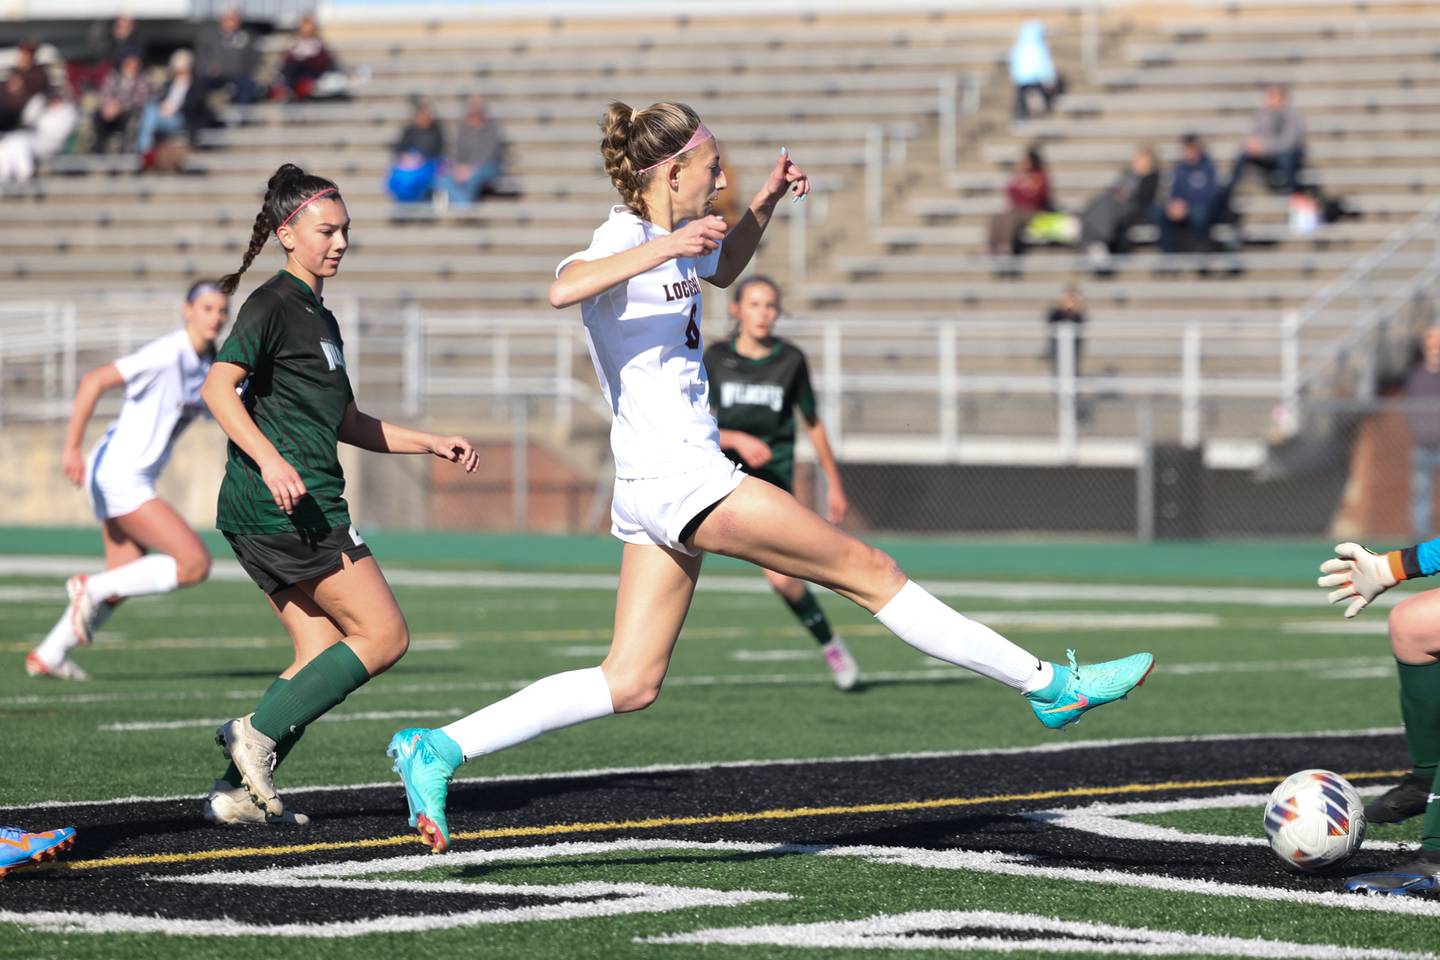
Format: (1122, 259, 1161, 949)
(821, 636, 860, 691)
(24, 652, 90, 682)
(203, 780, 310, 827)
(65, 575, 98, 646)
(215, 716, 283, 817)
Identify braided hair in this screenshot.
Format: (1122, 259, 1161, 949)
(600, 101, 703, 222)
(218, 163, 341, 295)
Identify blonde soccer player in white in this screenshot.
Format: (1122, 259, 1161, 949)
(388, 101, 1156, 852)
(27, 282, 227, 681)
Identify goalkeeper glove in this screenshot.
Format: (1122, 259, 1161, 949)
(1317, 542, 1408, 619)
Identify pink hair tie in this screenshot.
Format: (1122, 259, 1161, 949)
(276, 187, 337, 233)
(638, 123, 713, 175)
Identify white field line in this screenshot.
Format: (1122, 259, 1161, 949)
(1025, 792, 1410, 852)
(643, 906, 1440, 957)
(0, 554, 1379, 608)
(1, 654, 1399, 715)
(1282, 620, 1392, 635)
(0, 727, 1404, 814)
(99, 709, 468, 732)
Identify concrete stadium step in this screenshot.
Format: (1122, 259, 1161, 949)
(978, 136, 1440, 167)
(833, 249, 1437, 279)
(906, 193, 1422, 221)
(1061, 84, 1440, 115)
(1124, 36, 1440, 66)
(1096, 61, 1440, 89)
(868, 220, 1398, 248)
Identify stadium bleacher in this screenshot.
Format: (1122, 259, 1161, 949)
(3, 2, 1439, 474)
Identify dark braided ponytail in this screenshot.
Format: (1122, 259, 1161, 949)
(218, 163, 341, 295)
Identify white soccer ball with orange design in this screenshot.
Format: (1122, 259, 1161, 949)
(1263, 769, 1367, 872)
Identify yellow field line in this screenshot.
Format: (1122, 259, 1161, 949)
(60, 767, 1404, 873)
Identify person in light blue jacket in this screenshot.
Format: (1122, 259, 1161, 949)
(1010, 20, 1059, 121)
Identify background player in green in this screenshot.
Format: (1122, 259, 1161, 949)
(704, 276, 860, 690)
(1317, 540, 1440, 895)
(200, 163, 481, 825)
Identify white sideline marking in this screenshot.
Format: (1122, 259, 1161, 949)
(550, 644, 615, 657)
(99, 709, 466, 732)
(0, 728, 1405, 813)
(731, 649, 817, 662)
(1282, 620, 1392, 635)
(1025, 792, 1409, 852)
(84, 656, 1399, 733)
(0, 554, 1380, 608)
(644, 908, 1439, 957)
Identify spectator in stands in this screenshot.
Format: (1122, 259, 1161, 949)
(986, 145, 1051, 259)
(135, 49, 213, 166)
(197, 8, 259, 105)
(1155, 134, 1223, 254)
(91, 52, 151, 154)
(1228, 84, 1305, 196)
(0, 89, 76, 183)
(1080, 144, 1159, 264)
(1009, 21, 1059, 123)
(1407, 326, 1440, 538)
(0, 41, 52, 134)
(70, 14, 142, 93)
(436, 96, 506, 208)
(1044, 285, 1086, 380)
(387, 99, 444, 203)
(274, 14, 334, 102)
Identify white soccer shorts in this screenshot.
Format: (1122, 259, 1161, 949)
(610, 454, 745, 556)
(85, 438, 159, 521)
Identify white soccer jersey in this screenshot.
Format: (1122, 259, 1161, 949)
(558, 205, 726, 479)
(95, 328, 212, 481)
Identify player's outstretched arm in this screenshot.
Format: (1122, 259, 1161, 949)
(802, 416, 848, 524)
(61, 363, 124, 485)
(549, 219, 726, 309)
(1318, 541, 1408, 618)
(338, 403, 479, 472)
(201, 360, 308, 515)
(708, 147, 810, 288)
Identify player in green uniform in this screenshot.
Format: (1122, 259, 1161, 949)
(199, 163, 480, 825)
(704, 276, 860, 689)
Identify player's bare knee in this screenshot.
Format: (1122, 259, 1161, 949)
(176, 550, 211, 587)
(602, 665, 663, 713)
(1389, 598, 1438, 659)
(869, 548, 906, 592)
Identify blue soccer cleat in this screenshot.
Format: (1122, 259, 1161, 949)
(1344, 853, 1440, 897)
(0, 826, 76, 878)
(388, 727, 462, 853)
(1026, 649, 1155, 730)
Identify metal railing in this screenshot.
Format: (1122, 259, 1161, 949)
(1279, 198, 1440, 434)
(1, 302, 1299, 463)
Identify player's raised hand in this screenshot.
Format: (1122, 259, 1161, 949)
(670, 216, 727, 258)
(766, 147, 811, 204)
(61, 446, 85, 487)
(260, 454, 306, 515)
(1318, 542, 1404, 618)
(432, 434, 480, 473)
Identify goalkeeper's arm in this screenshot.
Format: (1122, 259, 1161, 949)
(1317, 540, 1440, 618)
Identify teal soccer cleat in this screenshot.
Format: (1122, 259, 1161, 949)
(0, 826, 76, 878)
(388, 727, 462, 853)
(1026, 649, 1154, 730)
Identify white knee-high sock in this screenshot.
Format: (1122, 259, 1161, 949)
(33, 598, 117, 667)
(441, 666, 615, 762)
(33, 612, 78, 668)
(85, 555, 178, 603)
(875, 580, 1054, 694)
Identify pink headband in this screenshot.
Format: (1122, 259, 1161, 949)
(638, 123, 713, 174)
(276, 187, 337, 233)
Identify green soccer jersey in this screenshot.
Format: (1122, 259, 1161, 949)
(704, 337, 818, 488)
(214, 271, 355, 534)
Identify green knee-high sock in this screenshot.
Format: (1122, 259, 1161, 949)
(250, 642, 371, 743)
(1399, 659, 1440, 852)
(220, 678, 308, 785)
(784, 588, 835, 646)
(1398, 659, 1440, 783)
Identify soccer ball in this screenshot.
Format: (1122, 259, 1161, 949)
(1263, 769, 1367, 872)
